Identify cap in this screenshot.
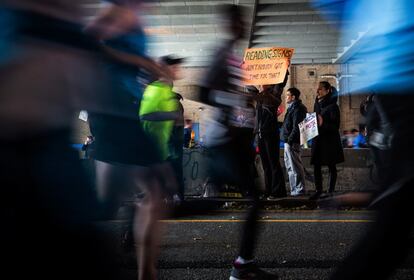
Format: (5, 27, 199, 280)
(160, 55, 185, 66)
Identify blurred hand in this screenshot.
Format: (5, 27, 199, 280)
(277, 105, 284, 116)
(84, 5, 139, 40)
(317, 114, 323, 126)
(100, 46, 173, 81)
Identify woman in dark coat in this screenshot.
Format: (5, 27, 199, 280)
(310, 81, 344, 199)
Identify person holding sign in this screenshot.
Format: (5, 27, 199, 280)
(244, 47, 292, 199)
(255, 80, 288, 199)
(309, 81, 344, 200)
(280, 88, 308, 196)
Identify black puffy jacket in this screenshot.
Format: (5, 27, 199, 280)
(280, 100, 307, 144)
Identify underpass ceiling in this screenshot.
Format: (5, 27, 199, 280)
(84, 0, 345, 66)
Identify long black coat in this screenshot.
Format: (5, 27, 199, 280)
(311, 94, 344, 165)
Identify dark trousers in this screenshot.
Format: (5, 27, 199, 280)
(330, 94, 414, 280)
(258, 131, 286, 197)
(313, 163, 337, 193)
(238, 182, 262, 260)
(234, 128, 261, 260)
(208, 128, 261, 260)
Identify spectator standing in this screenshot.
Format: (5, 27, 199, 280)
(349, 128, 359, 147)
(82, 135, 95, 159)
(183, 119, 193, 148)
(310, 81, 344, 199)
(352, 124, 368, 148)
(280, 87, 308, 196)
(341, 130, 351, 148)
(168, 92, 185, 200)
(255, 80, 288, 198)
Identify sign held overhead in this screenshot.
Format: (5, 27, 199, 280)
(242, 47, 294, 85)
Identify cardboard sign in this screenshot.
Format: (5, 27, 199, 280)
(242, 47, 294, 85)
(299, 113, 319, 146)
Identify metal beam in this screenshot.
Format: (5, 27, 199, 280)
(259, 0, 310, 4)
(254, 24, 339, 35)
(247, 0, 259, 48)
(291, 58, 336, 64)
(333, 30, 370, 64)
(257, 3, 314, 16)
(255, 15, 340, 26)
(252, 33, 338, 43)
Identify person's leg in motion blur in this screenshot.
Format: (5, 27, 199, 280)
(133, 167, 167, 280)
(330, 94, 414, 280)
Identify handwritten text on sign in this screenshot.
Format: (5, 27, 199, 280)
(242, 47, 294, 85)
(298, 113, 319, 146)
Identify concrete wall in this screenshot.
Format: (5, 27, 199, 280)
(78, 147, 374, 197)
(183, 148, 374, 197)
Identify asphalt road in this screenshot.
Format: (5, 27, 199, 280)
(97, 210, 414, 280)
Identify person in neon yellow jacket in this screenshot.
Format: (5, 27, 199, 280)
(139, 55, 184, 161)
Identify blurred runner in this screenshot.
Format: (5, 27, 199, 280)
(85, 1, 175, 279)
(313, 1, 414, 279)
(0, 1, 118, 279)
(197, 4, 279, 280)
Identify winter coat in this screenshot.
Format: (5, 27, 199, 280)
(311, 93, 344, 165)
(255, 75, 288, 136)
(280, 100, 307, 145)
(255, 101, 279, 137)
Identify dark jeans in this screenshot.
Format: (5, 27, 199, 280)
(258, 131, 286, 197)
(313, 163, 337, 193)
(330, 94, 414, 280)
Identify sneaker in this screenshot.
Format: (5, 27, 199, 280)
(304, 171, 315, 183)
(319, 192, 332, 199)
(290, 192, 305, 197)
(309, 191, 322, 200)
(172, 194, 183, 206)
(230, 262, 278, 280)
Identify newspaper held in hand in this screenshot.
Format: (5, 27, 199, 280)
(298, 112, 319, 146)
